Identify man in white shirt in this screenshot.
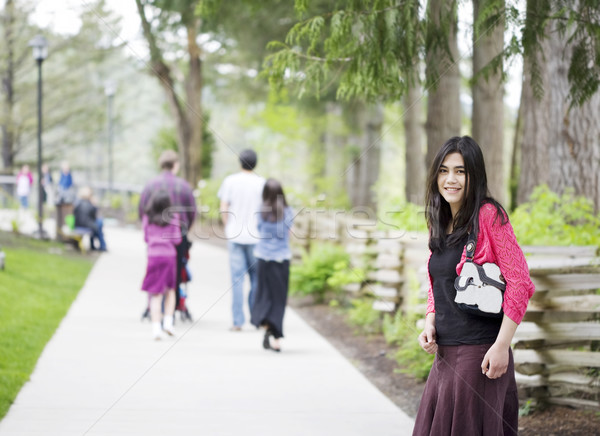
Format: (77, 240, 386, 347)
(218, 150, 265, 330)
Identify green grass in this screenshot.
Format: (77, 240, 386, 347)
(0, 233, 95, 419)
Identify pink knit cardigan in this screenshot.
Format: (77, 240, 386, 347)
(426, 203, 535, 324)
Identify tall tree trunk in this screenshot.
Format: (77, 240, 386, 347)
(518, 14, 600, 211)
(403, 82, 425, 204)
(345, 102, 383, 214)
(517, 56, 547, 205)
(509, 94, 524, 211)
(472, 0, 505, 204)
(425, 0, 461, 168)
(1, 0, 15, 172)
(324, 102, 348, 204)
(135, 0, 203, 185)
(185, 20, 203, 182)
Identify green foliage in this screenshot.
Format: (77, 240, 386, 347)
(109, 194, 123, 210)
(266, 0, 600, 107)
(0, 235, 94, 419)
(290, 242, 363, 303)
(379, 202, 427, 233)
(265, 0, 423, 101)
(511, 185, 600, 246)
(518, 399, 534, 417)
(196, 178, 222, 221)
(1, 0, 124, 172)
(201, 112, 216, 178)
(10, 218, 20, 234)
(327, 260, 365, 290)
(383, 311, 434, 381)
(240, 89, 350, 209)
(151, 114, 215, 178)
(123, 193, 141, 223)
(514, 0, 600, 106)
(346, 298, 381, 335)
(151, 128, 178, 168)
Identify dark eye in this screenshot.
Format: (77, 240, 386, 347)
(439, 168, 448, 174)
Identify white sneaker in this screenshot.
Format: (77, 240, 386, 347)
(163, 315, 175, 336)
(152, 322, 163, 340)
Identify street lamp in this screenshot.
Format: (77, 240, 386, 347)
(28, 34, 48, 239)
(105, 82, 115, 193)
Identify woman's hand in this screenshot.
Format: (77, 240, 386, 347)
(418, 314, 438, 354)
(481, 315, 518, 379)
(481, 342, 509, 379)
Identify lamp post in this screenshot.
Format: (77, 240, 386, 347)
(105, 82, 115, 194)
(29, 35, 48, 240)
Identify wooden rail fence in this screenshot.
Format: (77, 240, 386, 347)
(514, 246, 600, 410)
(291, 211, 600, 410)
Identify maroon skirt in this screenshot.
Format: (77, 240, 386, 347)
(141, 256, 176, 295)
(413, 344, 518, 436)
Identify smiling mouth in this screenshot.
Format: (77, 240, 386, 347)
(444, 187, 461, 192)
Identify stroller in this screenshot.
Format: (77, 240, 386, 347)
(142, 235, 193, 323)
(175, 236, 193, 322)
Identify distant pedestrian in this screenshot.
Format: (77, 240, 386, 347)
(16, 165, 33, 209)
(141, 189, 182, 340)
(73, 186, 107, 251)
(138, 150, 197, 319)
(56, 161, 75, 205)
(58, 161, 72, 190)
(218, 149, 265, 331)
(250, 178, 294, 352)
(138, 150, 197, 237)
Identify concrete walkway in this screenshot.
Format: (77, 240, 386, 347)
(0, 225, 414, 436)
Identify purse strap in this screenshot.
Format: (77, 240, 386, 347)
(465, 216, 479, 261)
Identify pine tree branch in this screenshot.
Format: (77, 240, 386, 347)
(278, 43, 353, 63)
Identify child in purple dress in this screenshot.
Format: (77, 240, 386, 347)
(141, 190, 182, 340)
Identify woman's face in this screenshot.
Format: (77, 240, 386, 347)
(437, 152, 466, 217)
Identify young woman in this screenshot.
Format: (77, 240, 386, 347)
(16, 165, 33, 209)
(141, 189, 181, 340)
(413, 136, 535, 436)
(250, 178, 294, 352)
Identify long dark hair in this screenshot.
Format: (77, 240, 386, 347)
(145, 189, 172, 227)
(425, 136, 506, 251)
(261, 178, 288, 222)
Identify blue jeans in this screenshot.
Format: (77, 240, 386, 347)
(91, 218, 107, 251)
(228, 242, 257, 327)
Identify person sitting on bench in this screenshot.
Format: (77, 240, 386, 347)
(74, 186, 107, 252)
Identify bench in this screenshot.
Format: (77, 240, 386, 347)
(59, 214, 93, 252)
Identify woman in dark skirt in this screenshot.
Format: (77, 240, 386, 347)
(413, 136, 535, 435)
(250, 178, 294, 352)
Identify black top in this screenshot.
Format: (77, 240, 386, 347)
(430, 235, 502, 345)
(74, 199, 98, 233)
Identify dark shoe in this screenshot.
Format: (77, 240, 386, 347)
(262, 330, 271, 350)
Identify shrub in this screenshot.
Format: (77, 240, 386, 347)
(346, 298, 381, 334)
(382, 311, 435, 381)
(196, 178, 222, 222)
(109, 194, 123, 210)
(378, 202, 427, 233)
(511, 185, 600, 247)
(290, 242, 364, 303)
